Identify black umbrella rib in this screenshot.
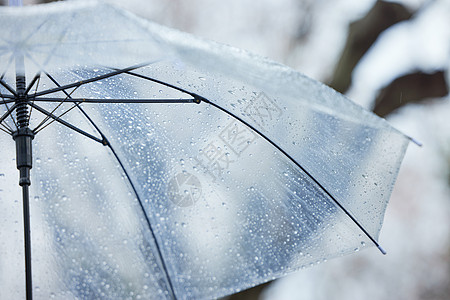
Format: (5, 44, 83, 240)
(30, 97, 196, 104)
(0, 102, 17, 122)
(0, 96, 15, 103)
(25, 73, 41, 95)
(0, 78, 17, 97)
(103, 140, 179, 300)
(28, 102, 103, 144)
(0, 103, 17, 134)
(201, 97, 387, 255)
(86, 130, 179, 300)
(70, 106, 179, 300)
(32, 62, 151, 97)
(110, 69, 202, 101)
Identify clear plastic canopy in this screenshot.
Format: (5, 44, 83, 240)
(0, 1, 410, 299)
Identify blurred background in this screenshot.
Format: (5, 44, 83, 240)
(3, 0, 449, 299)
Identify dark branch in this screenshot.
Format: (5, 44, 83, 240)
(373, 70, 449, 117)
(329, 0, 413, 93)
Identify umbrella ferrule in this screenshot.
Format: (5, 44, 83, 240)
(12, 128, 34, 186)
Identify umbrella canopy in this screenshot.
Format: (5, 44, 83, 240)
(0, 1, 412, 299)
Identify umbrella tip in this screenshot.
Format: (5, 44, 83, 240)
(377, 245, 387, 255)
(409, 136, 423, 147)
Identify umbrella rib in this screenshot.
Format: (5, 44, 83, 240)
(28, 74, 42, 122)
(33, 102, 79, 135)
(73, 102, 179, 298)
(113, 69, 196, 97)
(0, 53, 14, 80)
(0, 102, 17, 133)
(25, 73, 41, 95)
(30, 97, 197, 104)
(103, 140, 179, 300)
(71, 107, 179, 299)
(0, 95, 15, 102)
(32, 86, 80, 133)
(0, 77, 17, 97)
(28, 102, 103, 144)
(201, 98, 387, 255)
(0, 125, 11, 135)
(0, 108, 14, 134)
(33, 62, 152, 98)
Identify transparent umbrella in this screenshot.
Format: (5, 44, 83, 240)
(0, 1, 414, 299)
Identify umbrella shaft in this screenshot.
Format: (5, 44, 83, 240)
(13, 129, 34, 300)
(13, 130, 34, 300)
(12, 68, 34, 299)
(22, 184, 33, 300)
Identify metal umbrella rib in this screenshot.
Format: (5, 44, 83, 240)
(31, 97, 197, 104)
(32, 62, 154, 98)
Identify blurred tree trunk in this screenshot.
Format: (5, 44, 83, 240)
(373, 70, 448, 117)
(329, 0, 413, 93)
